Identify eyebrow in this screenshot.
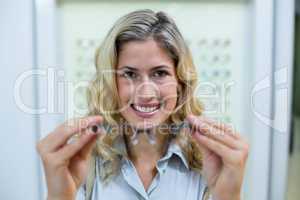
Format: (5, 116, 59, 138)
(151, 65, 171, 71)
(119, 65, 171, 71)
(119, 66, 138, 71)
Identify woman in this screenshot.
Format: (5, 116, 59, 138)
(36, 9, 249, 200)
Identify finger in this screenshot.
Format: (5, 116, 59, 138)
(193, 121, 243, 150)
(77, 127, 102, 160)
(192, 131, 212, 157)
(201, 116, 240, 139)
(43, 116, 102, 153)
(187, 115, 240, 139)
(187, 115, 249, 151)
(57, 132, 99, 162)
(192, 132, 238, 165)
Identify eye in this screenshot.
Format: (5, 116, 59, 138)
(121, 70, 138, 79)
(152, 70, 169, 78)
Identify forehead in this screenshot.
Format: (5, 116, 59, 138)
(116, 39, 175, 69)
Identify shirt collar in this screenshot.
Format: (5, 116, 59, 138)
(166, 138, 189, 169)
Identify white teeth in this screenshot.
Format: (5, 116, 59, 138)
(133, 105, 159, 113)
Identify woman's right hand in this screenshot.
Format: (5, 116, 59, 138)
(36, 116, 103, 200)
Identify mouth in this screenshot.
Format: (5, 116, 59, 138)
(130, 103, 162, 118)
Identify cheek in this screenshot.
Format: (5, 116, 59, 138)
(160, 83, 178, 109)
(117, 79, 133, 104)
(117, 78, 136, 108)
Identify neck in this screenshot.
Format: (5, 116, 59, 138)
(124, 126, 170, 167)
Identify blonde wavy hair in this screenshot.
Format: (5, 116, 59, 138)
(84, 9, 204, 199)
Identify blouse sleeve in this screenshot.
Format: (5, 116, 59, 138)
(76, 156, 98, 200)
(75, 183, 86, 200)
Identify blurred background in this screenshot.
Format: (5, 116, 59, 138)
(0, 0, 298, 199)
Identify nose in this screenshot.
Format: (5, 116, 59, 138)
(135, 79, 159, 103)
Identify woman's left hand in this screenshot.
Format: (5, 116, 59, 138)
(186, 115, 249, 200)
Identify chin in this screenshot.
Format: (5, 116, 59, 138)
(128, 119, 161, 131)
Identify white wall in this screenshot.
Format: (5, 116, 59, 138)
(0, 1, 41, 199)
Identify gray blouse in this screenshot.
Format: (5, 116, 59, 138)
(76, 138, 212, 200)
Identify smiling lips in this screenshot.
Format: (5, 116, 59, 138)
(130, 103, 161, 118)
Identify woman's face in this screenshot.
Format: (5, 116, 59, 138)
(116, 38, 179, 130)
